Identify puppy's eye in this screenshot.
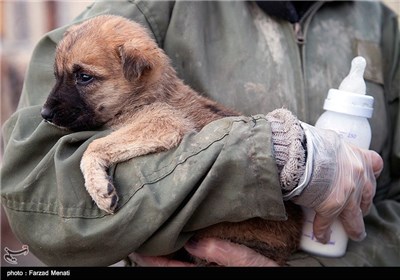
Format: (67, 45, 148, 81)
(75, 73, 94, 85)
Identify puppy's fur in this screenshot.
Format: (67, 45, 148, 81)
(41, 15, 302, 265)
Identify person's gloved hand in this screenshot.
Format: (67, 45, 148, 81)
(129, 237, 279, 267)
(290, 123, 383, 243)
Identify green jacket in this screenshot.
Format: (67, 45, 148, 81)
(1, 0, 399, 266)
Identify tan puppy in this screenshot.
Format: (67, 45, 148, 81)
(41, 15, 302, 265)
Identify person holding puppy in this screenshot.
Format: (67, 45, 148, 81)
(1, 0, 399, 266)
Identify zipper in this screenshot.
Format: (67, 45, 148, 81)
(291, 1, 325, 122)
(294, 1, 325, 66)
(293, 22, 305, 45)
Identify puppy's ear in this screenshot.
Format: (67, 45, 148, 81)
(119, 41, 156, 81)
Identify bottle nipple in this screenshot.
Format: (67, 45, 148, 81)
(338, 56, 367, 95)
(323, 56, 373, 118)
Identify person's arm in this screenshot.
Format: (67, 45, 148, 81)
(1, 1, 289, 266)
(2, 108, 286, 266)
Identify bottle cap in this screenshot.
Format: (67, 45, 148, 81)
(323, 89, 374, 118)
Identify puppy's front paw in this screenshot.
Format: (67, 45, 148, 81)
(99, 177, 119, 214)
(85, 174, 119, 214)
(81, 153, 119, 214)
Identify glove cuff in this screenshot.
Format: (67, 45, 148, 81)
(291, 123, 339, 208)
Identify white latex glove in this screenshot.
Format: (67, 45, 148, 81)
(290, 123, 383, 243)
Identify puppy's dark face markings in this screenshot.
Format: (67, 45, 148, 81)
(41, 64, 102, 131)
(41, 16, 161, 131)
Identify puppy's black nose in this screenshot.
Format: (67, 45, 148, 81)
(41, 107, 54, 122)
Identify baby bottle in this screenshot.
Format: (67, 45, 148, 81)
(299, 56, 374, 257)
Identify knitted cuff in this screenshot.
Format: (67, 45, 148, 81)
(265, 108, 307, 194)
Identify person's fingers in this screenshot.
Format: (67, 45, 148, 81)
(312, 213, 333, 243)
(129, 253, 195, 267)
(359, 177, 376, 215)
(312, 187, 351, 243)
(184, 237, 279, 267)
(339, 198, 366, 241)
(368, 150, 384, 178)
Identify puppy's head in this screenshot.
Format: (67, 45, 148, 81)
(41, 15, 168, 131)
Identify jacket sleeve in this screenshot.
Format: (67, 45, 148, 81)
(0, 0, 287, 266)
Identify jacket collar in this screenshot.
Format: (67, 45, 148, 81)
(255, 1, 316, 23)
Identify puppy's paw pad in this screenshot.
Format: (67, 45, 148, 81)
(91, 177, 119, 214)
(110, 194, 118, 211)
(96, 193, 119, 214)
(107, 180, 115, 196)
